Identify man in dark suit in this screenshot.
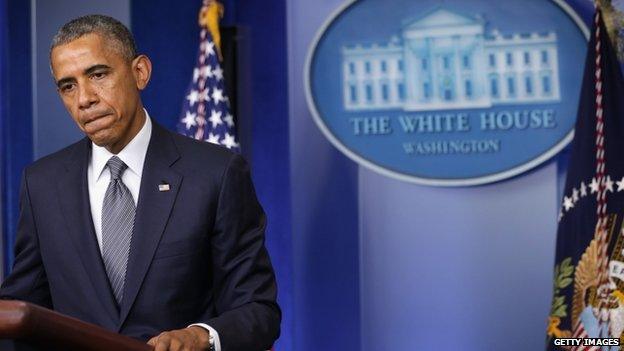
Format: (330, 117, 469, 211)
(0, 14, 280, 351)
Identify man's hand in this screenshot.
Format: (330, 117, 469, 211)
(147, 326, 211, 351)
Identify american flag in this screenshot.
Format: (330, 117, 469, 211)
(177, 1, 240, 152)
(547, 8, 624, 351)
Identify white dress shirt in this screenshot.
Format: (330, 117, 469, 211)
(86, 111, 221, 350)
(88, 113, 151, 249)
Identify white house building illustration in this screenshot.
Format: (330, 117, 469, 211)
(342, 8, 561, 111)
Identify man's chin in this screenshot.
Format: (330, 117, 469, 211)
(87, 133, 115, 148)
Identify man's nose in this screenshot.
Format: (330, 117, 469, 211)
(77, 82, 98, 109)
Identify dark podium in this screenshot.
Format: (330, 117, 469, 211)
(0, 301, 151, 351)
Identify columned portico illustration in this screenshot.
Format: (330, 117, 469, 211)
(342, 8, 561, 112)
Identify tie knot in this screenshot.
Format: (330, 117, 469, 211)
(106, 156, 128, 180)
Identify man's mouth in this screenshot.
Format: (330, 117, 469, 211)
(83, 113, 113, 133)
(84, 112, 111, 124)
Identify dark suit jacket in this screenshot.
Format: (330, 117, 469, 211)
(0, 122, 280, 350)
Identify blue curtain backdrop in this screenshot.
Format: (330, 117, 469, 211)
(1, 0, 33, 277)
(0, 0, 6, 277)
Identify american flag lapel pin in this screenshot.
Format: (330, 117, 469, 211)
(158, 183, 170, 192)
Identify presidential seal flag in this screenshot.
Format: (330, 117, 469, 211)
(547, 6, 624, 351)
(177, 0, 240, 152)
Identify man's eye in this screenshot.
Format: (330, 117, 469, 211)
(60, 84, 75, 93)
(91, 72, 106, 79)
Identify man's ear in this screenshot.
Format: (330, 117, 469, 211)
(132, 54, 152, 90)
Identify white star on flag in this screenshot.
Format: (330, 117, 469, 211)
(202, 65, 214, 79)
(204, 42, 216, 56)
(590, 177, 599, 194)
(186, 90, 199, 106)
(580, 182, 587, 197)
(572, 188, 579, 203)
(222, 133, 240, 149)
(208, 110, 223, 128)
(212, 88, 225, 104)
(605, 175, 614, 193)
(563, 196, 574, 211)
(213, 66, 224, 81)
(617, 177, 624, 192)
(206, 133, 220, 144)
(224, 113, 234, 127)
(181, 112, 197, 130)
(193, 67, 200, 83)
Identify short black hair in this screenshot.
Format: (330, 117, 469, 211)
(50, 14, 137, 62)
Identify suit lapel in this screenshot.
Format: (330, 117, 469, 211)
(56, 138, 119, 329)
(118, 123, 182, 328)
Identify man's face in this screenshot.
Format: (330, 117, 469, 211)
(50, 33, 150, 153)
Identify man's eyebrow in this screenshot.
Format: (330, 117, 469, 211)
(55, 64, 112, 88)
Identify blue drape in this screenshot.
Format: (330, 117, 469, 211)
(0, 0, 8, 278)
(1, 0, 33, 277)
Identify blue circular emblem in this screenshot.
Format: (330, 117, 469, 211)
(305, 0, 589, 186)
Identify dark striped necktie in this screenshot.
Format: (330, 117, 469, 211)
(101, 156, 135, 305)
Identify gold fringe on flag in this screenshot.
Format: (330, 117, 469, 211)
(596, 0, 624, 61)
(199, 0, 224, 61)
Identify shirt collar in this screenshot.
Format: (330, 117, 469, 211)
(92, 109, 152, 181)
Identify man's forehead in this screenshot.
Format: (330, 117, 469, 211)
(51, 34, 120, 76)
(52, 34, 108, 60)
